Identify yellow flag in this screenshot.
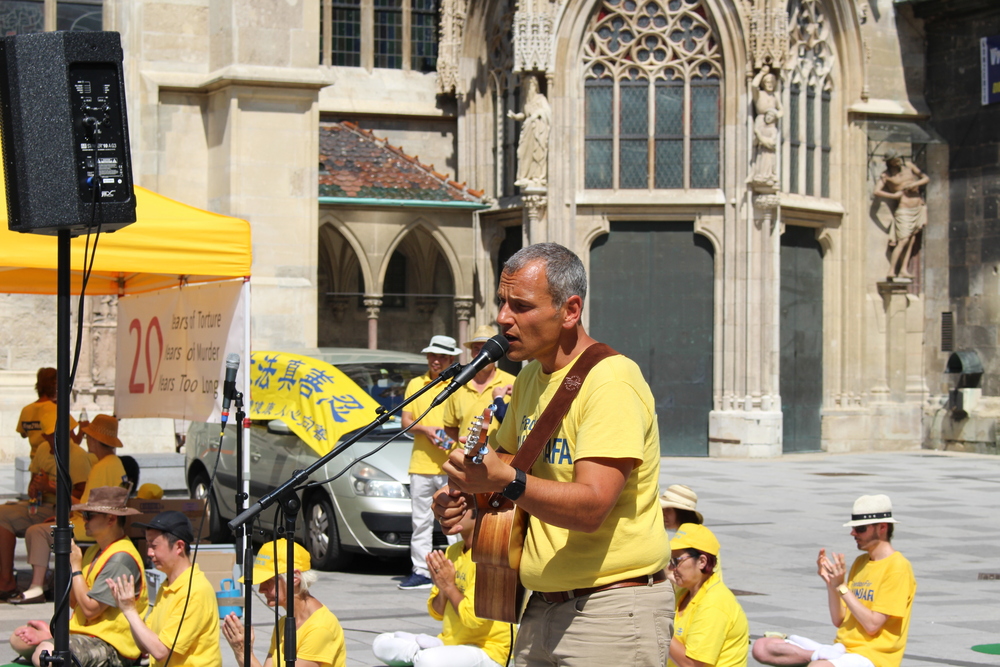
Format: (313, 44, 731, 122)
(248, 351, 381, 455)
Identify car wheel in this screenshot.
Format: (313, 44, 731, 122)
(304, 494, 352, 571)
(190, 470, 231, 544)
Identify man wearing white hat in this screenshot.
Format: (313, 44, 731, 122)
(752, 494, 916, 667)
(443, 324, 516, 447)
(400, 335, 462, 590)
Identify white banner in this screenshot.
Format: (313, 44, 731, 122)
(115, 280, 247, 421)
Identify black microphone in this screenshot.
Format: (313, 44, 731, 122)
(431, 335, 509, 408)
(221, 353, 240, 424)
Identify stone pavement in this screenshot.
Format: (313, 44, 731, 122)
(0, 449, 996, 666)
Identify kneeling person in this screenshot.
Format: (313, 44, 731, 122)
(668, 524, 748, 667)
(10, 486, 146, 667)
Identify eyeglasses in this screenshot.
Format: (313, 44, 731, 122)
(82, 511, 105, 521)
(668, 554, 695, 569)
(853, 524, 872, 533)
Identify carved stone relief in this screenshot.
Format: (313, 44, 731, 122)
(513, 0, 561, 73)
(436, 0, 467, 95)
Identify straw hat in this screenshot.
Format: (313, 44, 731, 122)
(659, 484, 703, 523)
(843, 494, 899, 527)
(72, 486, 139, 516)
(81, 414, 123, 448)
(464, 325, 499, 349)
(421, 335, 461, 356)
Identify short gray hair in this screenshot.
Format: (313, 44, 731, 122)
(503, 243, 587, 307)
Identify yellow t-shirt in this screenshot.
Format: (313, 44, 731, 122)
(405, 373, 453, 475)
(668, 572, 748, 667)
(835, 551, 916, 667)
(72, 454, 127, 540)
(18, 400, 77, 460)
(492, 353, 669, 592)
(146, 564, 222, 667)
(442, 369, 516, 442)
(31, 441, 92, 504)
(268, 604, 346, 667)
(427, 542, 515, 666)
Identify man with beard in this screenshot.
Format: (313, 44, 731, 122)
(752, 495, 916, 667)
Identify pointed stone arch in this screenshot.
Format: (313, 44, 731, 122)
(380, 216, 462, 297)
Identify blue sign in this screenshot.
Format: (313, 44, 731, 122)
(981, 36, 1000, 106)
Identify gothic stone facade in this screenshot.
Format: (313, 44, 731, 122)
(1, 0, 989, 458)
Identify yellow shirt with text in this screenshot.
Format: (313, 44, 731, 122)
(405, 373, 453, 475)
(835, 551, 916, 667)
(492, 352, 668, 592)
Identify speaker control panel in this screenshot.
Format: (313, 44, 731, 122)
(70, 63, 130, 204)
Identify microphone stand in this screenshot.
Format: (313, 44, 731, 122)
(230, 361, 462, 667)
(229, 390, 253, 667)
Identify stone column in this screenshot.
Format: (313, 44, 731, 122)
(522, 190, 548, 245)
(364, 297, 382, 350)
(454, 297, 474, 363)
(871, 281, 922, 449)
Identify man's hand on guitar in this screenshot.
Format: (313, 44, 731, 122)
(432, 485, 469, 535)
(443, 445, 516, 495)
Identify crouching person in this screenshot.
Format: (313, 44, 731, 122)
(9, 486, 146, 667)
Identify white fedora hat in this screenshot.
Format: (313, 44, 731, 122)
(843, 494, 899, 527)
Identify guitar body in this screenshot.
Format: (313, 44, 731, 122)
(471, 451, 527, 624)
(462, 409, 527, 624)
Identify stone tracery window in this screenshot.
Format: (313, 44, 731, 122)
(785, 0, 833, 198)
(583, 0, 722, 190)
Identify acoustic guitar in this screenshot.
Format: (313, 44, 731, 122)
(463, 407, 527, 624)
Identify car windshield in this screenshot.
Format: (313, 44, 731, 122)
(335, 362, 426, 431)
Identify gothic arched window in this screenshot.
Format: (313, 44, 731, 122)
(583, 0, 722, 190)
(785, 0, 833, 198)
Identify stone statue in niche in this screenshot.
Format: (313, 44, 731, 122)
(873, 149, 929, 280)
(750, 65, 781, 191)
(751, 109, 779, 189)
(509, 73, 551, 190)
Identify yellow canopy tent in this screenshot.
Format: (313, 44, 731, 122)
(0, 158, 251, 294)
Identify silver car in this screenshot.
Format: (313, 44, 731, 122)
(185, 348, 447, 570)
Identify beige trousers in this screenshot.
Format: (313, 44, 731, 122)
(515, 581, 674, 667)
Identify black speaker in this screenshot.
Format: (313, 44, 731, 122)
(0, 31, 135, 235)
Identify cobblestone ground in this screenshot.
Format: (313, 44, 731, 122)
(0, 450, 995, 666)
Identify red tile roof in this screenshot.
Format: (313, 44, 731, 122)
(319, 121, 484, 202)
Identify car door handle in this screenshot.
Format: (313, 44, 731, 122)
(250, 450, 262, 463)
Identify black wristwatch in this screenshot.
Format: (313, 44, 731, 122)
(501, 468, 527, 501)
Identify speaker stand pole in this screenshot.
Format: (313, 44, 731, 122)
(52, 229, 73, 663)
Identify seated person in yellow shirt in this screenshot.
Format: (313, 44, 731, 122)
(221, 539, 347, 667)
(9, 486, 146, 667)
(16, 414, 128, 604)
(108, 511, 222, 667)
(373, 505, 514, 667)
(668, 524, 749, 667)
(0, 420, 90, 599)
